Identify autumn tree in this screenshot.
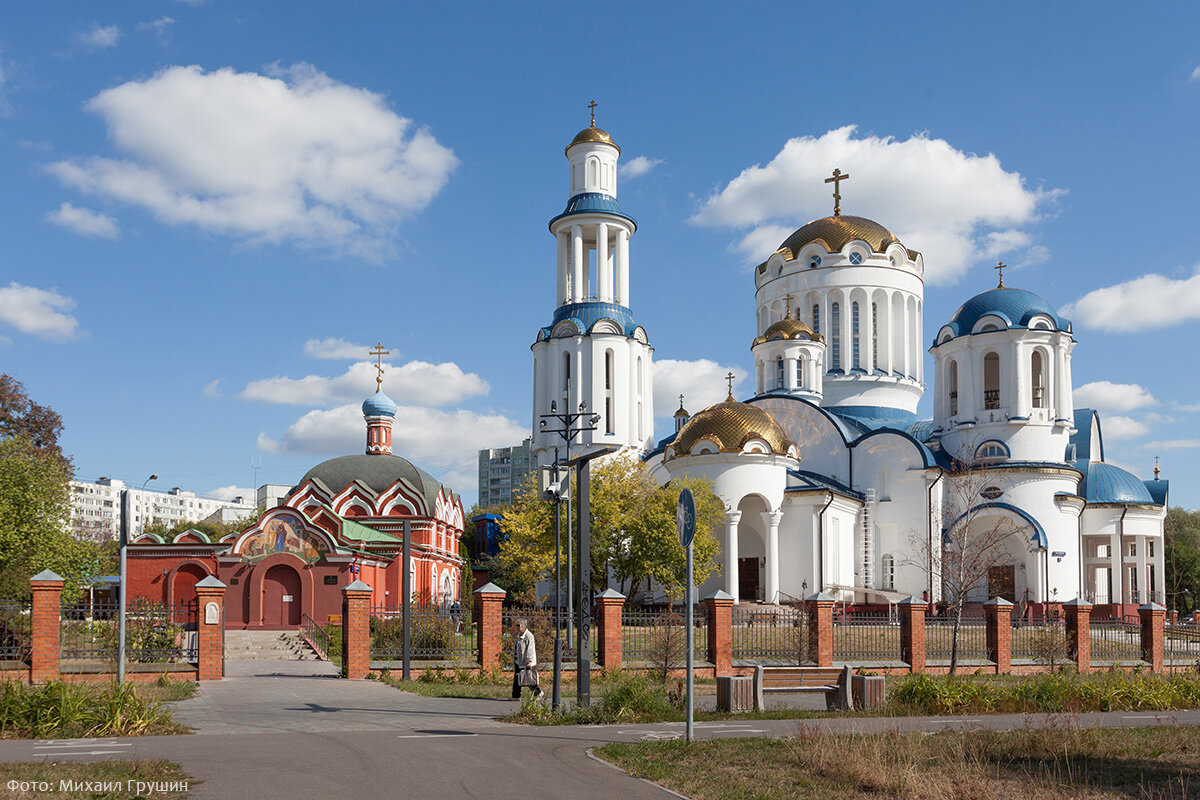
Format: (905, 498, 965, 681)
(1165, 507, 1200, 613)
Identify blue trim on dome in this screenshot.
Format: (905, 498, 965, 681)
(937, 287, 1072, 345)
(947, 502, 1048, 548)
(540, 301, 642, 339)
(1145, 479, 1169, 506)
(361, 391, 397, 417)
(548, 192, 637, 230)
(1080, 461, 1155, 504)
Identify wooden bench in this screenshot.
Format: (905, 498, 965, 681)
(753, 664, 853, 711)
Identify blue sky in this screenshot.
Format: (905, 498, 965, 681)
(3, 2, 1199, 507)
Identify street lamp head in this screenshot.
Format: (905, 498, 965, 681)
(539, 420, 547, 429)
(579, 401, 587, 412)
(550, 401, 557, 413)
(590, 414, 601, 426)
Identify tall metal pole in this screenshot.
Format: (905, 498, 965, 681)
(118, 490, 129, 683)
(552, 446, 562, 711)
(686, 539, 694, 743)
(576, 459, 592, 707)
(565, 436, 573, 652)
(402, 519, 411, 681)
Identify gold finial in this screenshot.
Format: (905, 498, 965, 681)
(588, 99, 597, 127)
(825, 168, 850, 217)
(995, 261, 1007, 288)
(783, 293, 793, 319)
(725, 371, 736, 400)
(1154, 456, 1161, 480)
(369, 342, 389, 391)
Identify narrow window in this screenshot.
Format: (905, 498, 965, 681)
(948, 360, 958, 416)
(831, 303, 841, 370)
(604, 349, 615, 435)
(796, 356, 805, 389)
(871, 302, 879, 371)
(562, 352, 571, 397)
(775, 356, 785, 389)
(812, 304, 820, 336)
(587, 157, 599, 187)
(882, 554, 895, 590)
(1031, 351, 1045, 408)
(851, 302, 861, 369)
(983, 352, 1000, 409)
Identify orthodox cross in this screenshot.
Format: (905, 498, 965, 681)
(679, 394, 686, 410)
(825, 168, 850, 216)
(1154, 456, 1161, 480)
(588, 99, 597, 126)
(784, 293, 793, 318)
(725, 371, 736, 399)
(369, 342, 389, 390)
(995, 261, 1007, 288)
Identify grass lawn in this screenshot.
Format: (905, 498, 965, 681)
(0, 760, 193, 799)
(600, 724, 1200, 800)
(375, 669, 719, 700)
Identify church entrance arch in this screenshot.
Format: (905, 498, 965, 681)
(737, 494, 770, 603)
(171, 564, 208, 610)
(262, 564, 302, 627)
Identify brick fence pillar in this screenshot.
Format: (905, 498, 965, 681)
(594, 589, 625, 670)
(899, 596, 927, 673)
(194, 576, 227, 682)
(342, 580, 373, 680)
(983, 597, 1012, 674)
(1169, 609, 1179, 627)
(703, 590, 733, 676)
(805, 593, 835, 668)
(1064, 598, 1092, 673)
(30, 570, 64, 684)
(1139, 602, 1166, 672)
(473, 582, 506, 669)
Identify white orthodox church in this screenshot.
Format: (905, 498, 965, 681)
(529, 117, 1167, 617)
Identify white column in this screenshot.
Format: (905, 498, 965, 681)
(724, 511, 741, 602)
(571, 225, 584, 303)
(788, 358, 799, 391)
(597, 223, 611, 302)
(1013, 342, 1029, 418)
(616, 228, 630, 306)
(884, 295, 894, 374)
(901, 298, 911, 378)
(556, 231, 569, 305)
(1109, 530, 1124, 606)
(1136, 535, 1147, 604)
(762, 510, 783, 604)
(1055, 345, 1068, 419)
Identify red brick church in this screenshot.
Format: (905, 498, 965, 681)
(124, 379, 465, 629)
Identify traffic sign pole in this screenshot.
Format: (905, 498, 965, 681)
(677, 488, 696, 744)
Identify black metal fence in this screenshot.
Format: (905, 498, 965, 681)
(832, 611, 898, 662)
(622, 605, 708, 663)
(370, 606, 475, 662)
(500, 606, 595, 664)
(731, 605, 813, 664)
(925, 615, 988, 662)
(1166, 623, 1200, 665)
(1090, 619, 1142, 663)
(1010, 615, 1067, 663)
(0, 602, 31, 664)
(60, 601, 197, 663)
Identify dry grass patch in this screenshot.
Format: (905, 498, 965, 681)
(600, 723, 1200, 799)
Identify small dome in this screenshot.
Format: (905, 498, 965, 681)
(669, 397, 794, 459)
(362, 391, 397, 418)
(1081, 462, 1154, 505)
(566, 124, 619, 155)
(753, 317, 821, 347)
(758, 215, 917, 270)
(674, 405, 690, 418)
(942, 287, 1071, 341)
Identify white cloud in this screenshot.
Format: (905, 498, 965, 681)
(0, 283, 81, 341)
(1174, 402, 1200, 413)
(48, 64, 457, 258)
(1074, 381, 1157, 413)
(203, 379, 221, 398)
(653, 359, 748, 417)
(690, 125, 1058, 284)
(303, 337, 372, 360)
(241, 359, 487, 408)
(1190, 66, 1200, 82)
(1142, 439, 1200, 451)
(1061, 265, 1200, 332)
(138, 17, 175, 37)
(1101, 415, 1150, 441)
(75, 23, 121, 50)
(206, 485, 254, 503)
(45, 202, 119, 239)
(620, 156, 662, 179)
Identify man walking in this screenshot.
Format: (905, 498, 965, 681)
(512, 618, 544, 700)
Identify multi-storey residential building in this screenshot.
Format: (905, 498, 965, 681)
(477, 438, 533, 508)
(70, 477, 257, 539)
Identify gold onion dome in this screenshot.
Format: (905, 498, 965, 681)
(669, 396, 794, 459)
(566, 123, 620, 155)
(757, 215, 918, 271)
(753, 317, 822, 347)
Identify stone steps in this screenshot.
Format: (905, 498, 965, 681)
(224, 630, 319, 660)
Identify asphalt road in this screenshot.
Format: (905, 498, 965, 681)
(0, 660, 1195, 800)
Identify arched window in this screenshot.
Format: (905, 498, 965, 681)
(851, 302, 861, 369)
(796, 355, 805, 389)
(976, 440, 1009, 464)
(948, 360, 959, 416)
(775, 356, 785, 389)
(871, 302, 879, 371)
(561, 352, 571, 403)
(587, 157, 599, 187)
(812, 304, 820, 336)
(882, 554, 895, 590)
(1031, 351, 1045, 408)
(830, 302, 842, 371)
(604, 349, 615, 434)
(983, 352, 1000, 410)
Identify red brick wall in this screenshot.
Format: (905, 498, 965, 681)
(984, 602, 1012, 673)
(705, 596, 733, 676)
(474, 588, 505, 668)
(899, 601, 927, 673)
(30, 577, 62, 684)
(195, 585, 225, 681)
(596, 596, 624, 669)
(342, 588, 372, 679)
(1140, 605, 1165, 672)
(806, 599, 834, 668)
(1065, 602, 1092, 673)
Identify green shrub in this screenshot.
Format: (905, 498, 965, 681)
(0, 681, 180, 739)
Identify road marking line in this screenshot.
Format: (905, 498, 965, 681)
(396, 733, 478, 739)
(33, 750, 130, 756)
(1122, 715, 1165, 720)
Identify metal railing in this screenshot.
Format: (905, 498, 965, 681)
(622, 605, 708, 663)
(833, 611, 898, 661)
(0, 602, 31, 664)
(984, 389, 1000, 410)
(1090, 619, 1142, 663)
(731, 605, 813, 664)
(925, 615, 988, 662)
(501, 606, 595, 664)
(370, 606, 475, 662)
(1011, 615, 1067, 663)
(300, 613, 339, 663)
(1165, 623, 1200, 664)
(60, 601, 196, 663)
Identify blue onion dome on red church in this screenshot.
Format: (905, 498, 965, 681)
(941, 286, 1072, 342)
(667, 393, 795, 460)
(361, 389, 397, 417)
(757, 215, 918, 272)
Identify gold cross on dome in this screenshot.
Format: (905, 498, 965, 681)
(679, 394, 685, 410)
(369, 342, 389, 390)
(995, 261, 1007, 288)
(588, 99, 598, 127)
(784, 293, 793, 319)
(725, 372, 736, 399)
(825, 168, 850, 216)
(1154, 455, 1161, 480)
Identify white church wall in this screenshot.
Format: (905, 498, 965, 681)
(779, 497, 818, 599)
(749, 396, 850, 483)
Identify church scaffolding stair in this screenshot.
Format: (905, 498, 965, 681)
(223, 629, 320, 660)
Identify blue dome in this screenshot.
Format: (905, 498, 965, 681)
(361, 391, 397, 418)
(939, 287, 1071, 343)
(1080, 462, 1154, 505)
(548, 192, 637, 231)
(540, 301, 642, 339)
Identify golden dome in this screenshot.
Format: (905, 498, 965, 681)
(669, 398, 794, 460)
(756, 215, 918, 271)
(752, 317, 821, 347)
(566, 124, 620, 155)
